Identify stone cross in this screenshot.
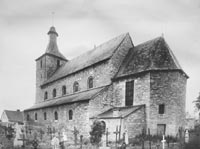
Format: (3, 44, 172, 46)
(105, 128, 110, 146)
(113, 126, 120, 147)
(80, 135, 83, 149)
(161, 135, 166, 149)
(72, 126, 79, 146)
(118, 125, 121, 143)
(18, 133, 28, 148)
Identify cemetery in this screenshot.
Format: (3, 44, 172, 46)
(0, 120, 198, 149)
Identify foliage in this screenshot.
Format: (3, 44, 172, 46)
(89, 120, 105, 146)
(194, 93, 200, 110)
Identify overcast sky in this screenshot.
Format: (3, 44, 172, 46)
(0, 0, 200, 116)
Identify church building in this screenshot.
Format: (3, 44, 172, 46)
(24, 26, 188, 142)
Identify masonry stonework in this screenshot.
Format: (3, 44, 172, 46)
(24, 27, 188, 146)
(149, 71, 187, 136)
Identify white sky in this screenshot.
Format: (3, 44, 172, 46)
(0, 0, 200, 116)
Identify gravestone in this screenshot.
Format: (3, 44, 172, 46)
(51, 135, 59, 149)
(185, 129, 189, 143)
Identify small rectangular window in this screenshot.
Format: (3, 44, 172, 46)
(125, 80, 134, 106)
(159, 104, 165, 114)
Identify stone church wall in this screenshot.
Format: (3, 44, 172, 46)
(38, 60, 112, 103)
(25, 101, 90, 140)
(113, 73, 150, 107)
(88, 85, 114, 118)
(124, 106, 146, 139)
(149, 71, 187, 136)
(36, 55, 66, 103)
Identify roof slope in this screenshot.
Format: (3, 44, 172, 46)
(25, 86, 107, 111)
(42, 33, 129, 85)
(92, 105, 145, 119)
(115, 37, 185, 78)
(4, 110, 23, 123)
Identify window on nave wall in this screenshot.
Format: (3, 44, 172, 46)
(69, 110, 73, 120)
(27, 114, 30, 121)
(54, 111, 58, 120)
(53, 89, 57, 98)
(44, 91, 48, 100)
(88, 76, 94, 89)
(62, 85, 66, 95)
(35, 113, 37, 121)
(44, 112, 47, 120)
(73, 81, 79, 93)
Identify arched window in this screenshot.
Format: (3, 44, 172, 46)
(101, 121, 106, 133)
(40, 60, 43, 68)
(53, 89, 57, 98)
(88, 76, 94, 89)
(69, 110, 73, 120)
(27, 114, 30, 121)
(54, 111, 58, 120)
(35, 113, 37, 121)
(44, 91, 48, 100)
(73, 82, 79, 93)
(57, 60, 60, 67)
(44, 112, 47, 120)
(62, 85, 66, 95)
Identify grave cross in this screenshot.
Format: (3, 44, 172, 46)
(18, 132, 29, 148)
(73, 126, 79, 146)
(47, 126, 53, 139)
(118, 125, 121, 143)
(80, 135, 83, 149)
(148, 128, 151, 149)
(105, 128, 110, 146)
(161, 135, 166, 149)
(113, 126, 120, 147)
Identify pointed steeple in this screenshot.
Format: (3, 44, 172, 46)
(45, 26, 66, 60)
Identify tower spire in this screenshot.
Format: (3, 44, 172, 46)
(45, 26, 66, 60)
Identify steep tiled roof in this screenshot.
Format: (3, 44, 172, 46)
(42, 33, 129, 86)
(24, 86, 107, 111)
(115, 37, 187, 78)
(4, 110, 23, 123)
(91, 105, 145, 119)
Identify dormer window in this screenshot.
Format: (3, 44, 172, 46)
(53, 89, 57, 98)
(73, 81, 79, 93)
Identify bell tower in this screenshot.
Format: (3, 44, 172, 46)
(35, 26, 67, 103)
